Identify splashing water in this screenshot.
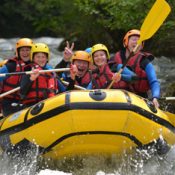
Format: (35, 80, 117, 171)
(0, 146, 39, 175)
(0, 134, 175, 174)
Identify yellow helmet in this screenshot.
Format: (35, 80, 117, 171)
(123, 29, 141, 48)
(16, 38, 33, 57)
(91, 44, 110, 59)
(72, 51, 91, 63)
(30, 43, 50, 61)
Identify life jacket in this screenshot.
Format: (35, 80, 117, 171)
(0, 82, 2, 113)
(22, 64, 58, 105)
(92, 64, 127, 89)
(114, 51, 124, 64)
(114, 50, 153, 93)
(75, 71, 92, 88)
(2, 57, 26, 100)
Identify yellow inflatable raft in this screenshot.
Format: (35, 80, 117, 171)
(0, 89, 175, 159)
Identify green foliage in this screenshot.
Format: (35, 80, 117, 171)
(74, 0, 175, 54)
(0, 0, 175, 55)
(75, 0, 154, 29)
(15, 0, 75, 35)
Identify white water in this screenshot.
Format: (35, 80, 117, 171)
(1, 145, 175, 175)
(1, 37, 175, 175)
(0, 37, 64, 66)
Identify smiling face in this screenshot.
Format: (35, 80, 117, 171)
(128, 35, 142, 52)
(73, 59, 89, 77)
(93, 50, 107, 67)
(19, 46, 31, 62)
(33, 52, 48, 67)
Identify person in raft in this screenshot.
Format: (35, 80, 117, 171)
(91, 43, 135, 90)
(19, 43, 59, 107)
(55, 41, 92, 90)
(110, 29, 160, 108)
(0, 38, 33, 116)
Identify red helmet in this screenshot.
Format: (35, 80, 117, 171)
(123, 29, 140, 48)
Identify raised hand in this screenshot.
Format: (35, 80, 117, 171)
(30, 68, 40, 81)
(70, 64, 78, 80)
(63, 41, 74, 62)
(112, 73, 121, 83)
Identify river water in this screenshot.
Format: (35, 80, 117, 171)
(0, 37, 175, 175)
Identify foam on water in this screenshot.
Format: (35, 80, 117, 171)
(37, 146, 175, 175)
(0, 137, 175, 174)
(38, 169, 72, 175)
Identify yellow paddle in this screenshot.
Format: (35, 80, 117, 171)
(108, 0, 171, 89)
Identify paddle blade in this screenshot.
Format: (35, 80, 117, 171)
(137, 0, 171, 45)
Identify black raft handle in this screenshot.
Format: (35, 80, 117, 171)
(89, 90, 106, 101)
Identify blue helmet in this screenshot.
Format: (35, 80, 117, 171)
(85, 47, 92, 54)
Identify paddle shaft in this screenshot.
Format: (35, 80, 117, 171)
(161, 97, 175, 101)
(0, 80, 86, 99)
(0, 87, 20, 98)
(0, 68, 70, 77)
(107, 45, 139, 89)
(62, 80, 86, 90)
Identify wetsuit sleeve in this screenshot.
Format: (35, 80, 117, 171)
(55, 59, 70, 77)
(55, 59, 70, 68)
(116, 64, 135, 76)
(0, 61, 17, 81)
(66, 78, 75, 91)
(145, 63, 160, 99)
(114, 64, 139, 82)
(5, 61, 17, 72)
(140, 58, 151, 70)
(121, 74, 132, 82)
(57, 78, 66, 92)
(0, 65, 9, 81)
(19, 66, 33, 99)
(86, 81, 92, 90)
(44, 64, 53, 69)
(20, 75, 33, 99)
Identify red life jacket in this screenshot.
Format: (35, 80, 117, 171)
(22, 64, 58, 105)
(114, 51, 123, 64)
(92, 64, 127, 89)
(75, 71, 91, 88)
(0, 82, 2, 112)
(2, 57, 26, 100)
(114, 51, 153, 93)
